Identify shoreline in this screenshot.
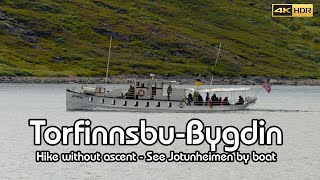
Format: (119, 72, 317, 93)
(0, 76, 320, 86)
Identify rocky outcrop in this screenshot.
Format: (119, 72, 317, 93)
(0, 10, 38, 43)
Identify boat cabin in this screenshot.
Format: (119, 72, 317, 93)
(125, 79, 185, 101)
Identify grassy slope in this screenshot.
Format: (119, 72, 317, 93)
(0, 0, 319, 78)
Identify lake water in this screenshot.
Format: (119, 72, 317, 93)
(0, 84, 319, 179)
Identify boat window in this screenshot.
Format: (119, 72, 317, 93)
(100, 99, 104, 104)
(123, 101, 127, 106)
(112, 100, 115, 105)
(135, 101, 138, 107)
(156, 102, 160, 107)
(168, 102, 172, 108)
(145, 102, 149, 107)
(89, 97, 93, 102)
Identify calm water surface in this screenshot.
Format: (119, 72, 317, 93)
(0, 84, 319, 179)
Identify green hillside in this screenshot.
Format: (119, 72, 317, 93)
(0, 0, 319, 78)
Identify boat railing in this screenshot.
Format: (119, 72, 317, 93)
(124, 92, 135, 99)
(187, 99, 245, 106)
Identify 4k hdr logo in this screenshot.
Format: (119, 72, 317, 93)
(272, 4, 313, 17)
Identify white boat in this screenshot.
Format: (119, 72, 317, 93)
(66, 78, 257, 112)
(66, 38, 256, 112)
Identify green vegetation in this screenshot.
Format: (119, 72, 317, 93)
(0, 0, 319, 78)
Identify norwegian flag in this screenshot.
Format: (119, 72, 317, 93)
(262, 79, 272, 93)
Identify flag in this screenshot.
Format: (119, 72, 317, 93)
(195, 78, 201, 91)
(195, 78, 201, 87)
(262, 79, 271, 93)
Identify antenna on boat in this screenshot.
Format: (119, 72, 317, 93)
(106, 36, 113, 84)
(210, 42, 222, 85)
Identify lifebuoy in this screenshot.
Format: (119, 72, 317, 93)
(178, 102, 185, 108)
(138, 90, 145, 96)
(99, 87, 105, 93)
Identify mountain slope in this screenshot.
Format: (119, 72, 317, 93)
(0, 0, 319, 78)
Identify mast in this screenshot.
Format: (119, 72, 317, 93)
(106, 36, 113, 84)
(210, 42, 222, 85)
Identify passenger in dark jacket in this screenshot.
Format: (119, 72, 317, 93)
(236, 96, 244, 105)
(223, 97, 230, 105)
(198, 94, 204, 105)
(211, 94, 217, 101)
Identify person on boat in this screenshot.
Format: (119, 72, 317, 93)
(236, 96, 244, 105)
(127, 85, 135, 99)
(205, 92, 210, 105)
(211, 94, 217, 101)
(218, 97, 222, 105)
(212, 94, 219, 105)
(223, 97, 230, 105)
(186, 93, 193, 105)
(198, 94, 204, 105)
(167, 84, 172, 100)
(188, 93, 193, 102)
(194, 92, 198, 104)
(125, 86, 131, 98)
(209, 98, 213, 108)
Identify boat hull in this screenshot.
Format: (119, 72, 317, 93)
(66, 90, 253, 112)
